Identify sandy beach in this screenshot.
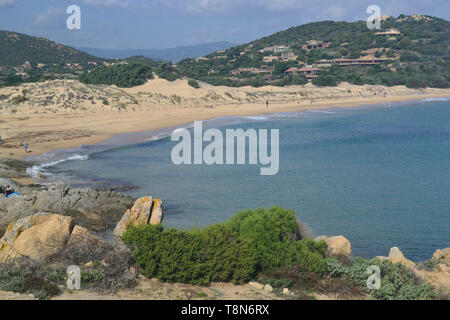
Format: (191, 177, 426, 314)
(1, 77, 449, 160)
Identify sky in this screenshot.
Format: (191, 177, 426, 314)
(0, 0, 449, 50)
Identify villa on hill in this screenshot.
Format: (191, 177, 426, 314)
(314, 57, 389, 67)
(374, 28, 401, 36)
(302, 40, 330, 50)
(284, 66, 320, 78)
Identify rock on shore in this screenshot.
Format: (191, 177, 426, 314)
(0, 213, 104, 263)
(114, 196, 164, 237)
(0, 183, 134, 236)
(376, 246, 450, 293)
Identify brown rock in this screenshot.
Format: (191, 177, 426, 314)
(114, 196, 164, 238)
(68, 225, 103, 246)
(150, 199, 163, 225)
(316, 235, 351, 257)
(0, 213, 75, 262)
(388, 247, 416, 269)
(432, 248, 450, 266)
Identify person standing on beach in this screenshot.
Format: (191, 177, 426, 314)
(266, 100, 269, 108)
(23, 141, 28, 153)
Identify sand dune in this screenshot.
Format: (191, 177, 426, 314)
(1, 78, 449, 160)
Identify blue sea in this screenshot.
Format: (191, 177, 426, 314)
(29, 98, 450, 261)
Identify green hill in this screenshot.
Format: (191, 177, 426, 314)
(0, 30, 111, 87)
(0, 30, 104, 67)
(176, 14, 450, 88)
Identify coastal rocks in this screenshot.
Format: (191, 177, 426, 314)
(378, 247, 450, 292)
(0, 213, 109, 263)
(248, 282, 264, 290)
(432, 248, 450, 266)
(388, 247, 416, 269)
(415, 264, 450, 292)
(315, 235, 352, 257)
(263, 284, 273, 293)
(0, 183, 135, 235)
(114, 196, 164, 238)
(0, 213, 75, 262)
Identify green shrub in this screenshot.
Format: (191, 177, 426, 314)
(122, 224, 257, 286)
(188, 79, 200, 88)
(327, 257, 436, 300)
(0, 259, 65, 299)
(225, 207, 327, 273)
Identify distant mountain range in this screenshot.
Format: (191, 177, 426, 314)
(78, 41, 235, 63)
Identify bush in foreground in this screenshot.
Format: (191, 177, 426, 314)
(122, 224, 257, 286)
(122, 207, 328, 286)
(326, 257, 436, 300)
(226, 207, 327, 273)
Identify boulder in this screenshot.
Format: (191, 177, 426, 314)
(388, 247, 416, 269)
(0, 213, 75, 262)
(68, 225, 103, 247)
(248, 282, 264, 290)
(316, 235, 352, 257)
(432, 248, 450, 266)
(0, 183, 135, 235)
(114, 196, 164, 238)
(150, 199, 164, 225)
(263, 284, 273, 293)
(0, 213, 110, 263)
(414, 265, 450, 292)
(378, 247, 450, 292)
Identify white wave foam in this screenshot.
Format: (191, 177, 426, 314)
(26, 154, 89, 177)
(420, 97, 450, 102)
(307, 109, 336, 114)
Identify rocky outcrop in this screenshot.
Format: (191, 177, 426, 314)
(0, 213, 74, 262)
(0, 213, 107, 263)
(376, 246, 450, 292)
(0, 183, 134, 235)
(388, 247, 417, 269)
(432, 248, 450, 266)
(315, 235, 352, 257)
(114, 196, 164, 238)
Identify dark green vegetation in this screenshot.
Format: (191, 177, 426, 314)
(176, 15, 449, 88)
(122, 206, 438, 300)
(79, 61, 179, 87)
(79, 62, 154, 88)
(188, 79, 200, 88)
(2, 14, 448, 89)
(0, 236, 137, 300)
(122, 207, 327, 286)
(326, 257, 436, 300)
(0, 30, 106, 87)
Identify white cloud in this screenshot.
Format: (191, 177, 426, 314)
(0, 0, 18, 8)
(34, 6, 62, 25)
(81, 0, 130, 8)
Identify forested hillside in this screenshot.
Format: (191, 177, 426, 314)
(175, 14, 449, 88)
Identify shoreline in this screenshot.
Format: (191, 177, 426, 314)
(2, 89, 449, 163)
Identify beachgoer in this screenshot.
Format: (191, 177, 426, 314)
(23, 141, 28, 153)
(0, 184, 4, 196)
(266, 101, 269, 108)
(5, 185, 14, 197)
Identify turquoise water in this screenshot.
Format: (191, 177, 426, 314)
(44, 99, 450, 261)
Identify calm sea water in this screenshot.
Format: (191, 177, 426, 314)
(41, 98, 450, 261)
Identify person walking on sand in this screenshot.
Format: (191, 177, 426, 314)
(266, 100, 269, 108)
(23, 141, 29, 153)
